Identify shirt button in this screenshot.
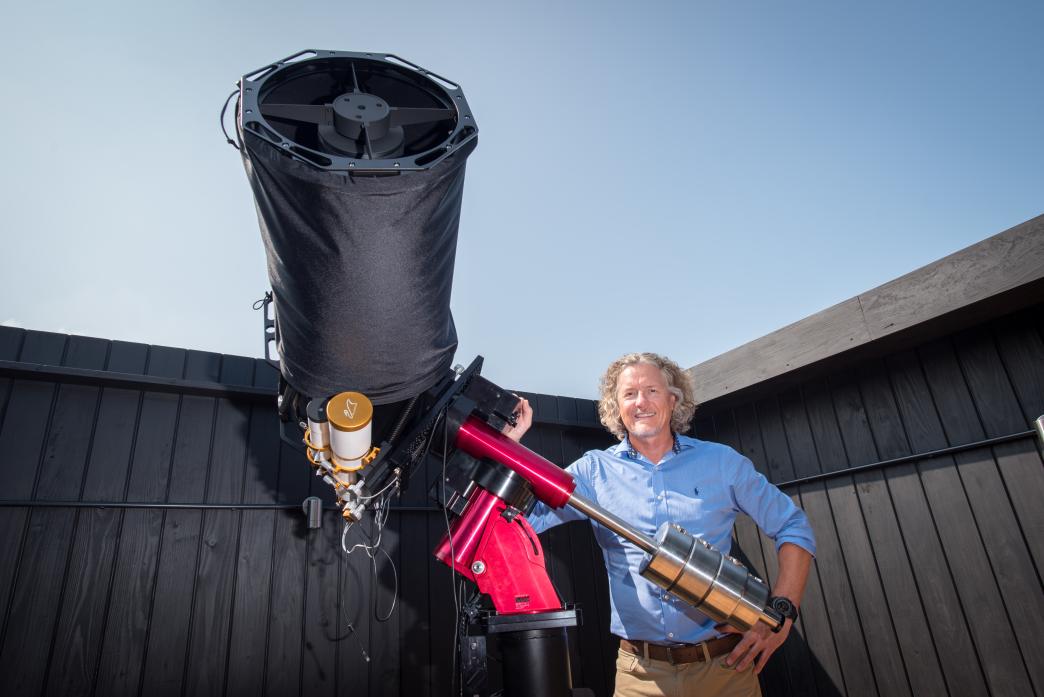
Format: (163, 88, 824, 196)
(662, 594, 669, 600)
(657, 494, 664, 500)
(668, 633, 674, 638)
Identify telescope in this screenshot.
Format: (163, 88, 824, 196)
(228, 49, 781, 697)
(294, 359, 784, 696)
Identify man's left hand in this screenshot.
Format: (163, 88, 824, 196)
(717, 618, 791, 674)
(501, 397, 532, 442)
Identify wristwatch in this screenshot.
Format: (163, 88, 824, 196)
(768, 596, 798, 632)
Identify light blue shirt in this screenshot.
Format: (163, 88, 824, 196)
(527, 434, 816, 644)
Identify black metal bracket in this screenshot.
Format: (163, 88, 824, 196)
(360, 356, 484, 499)
(259, 291, 279, 371)
(235, 49, 478, 172)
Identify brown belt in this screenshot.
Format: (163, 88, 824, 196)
(619, 635, 741, 665)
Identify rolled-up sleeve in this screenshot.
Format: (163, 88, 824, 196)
(730, 456, 816, 556)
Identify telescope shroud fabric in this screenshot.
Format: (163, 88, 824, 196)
(240, 131, 476, 403)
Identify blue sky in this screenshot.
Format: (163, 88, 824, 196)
(1, 1, 1041, 398)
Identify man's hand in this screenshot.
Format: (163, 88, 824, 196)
(501, 397, 532, 442)
(717, 618, 791, 675)
(716, 542, 810, 673)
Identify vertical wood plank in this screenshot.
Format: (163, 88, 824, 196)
(301, 512, 343, 697)
(139, 350, 218, 697)
(226, 369, 282, 697)
(779, 387, 866, 697)
(835, 373, 946, 697)
(733, 404, 790, 696)
(0, 331, 67, 697)
(938, 333, 1044, 694)
(369, 507, 400, 697)
(881, 351, 989, 697)
(36, 337, 109, 697)
(806, 379, 907, 697)
(94, 345, 184, 697)
(756, 397, 831, 697)
(992, 318, 1044, 577)
(530, 396, 583, 688)
(48, 342, 146, 697)
(909, 339, 1035, 696)
(182, 355, 254, 697)
(266, 438, 309, 697)
(6, 336, 105, 697)
(559, 397, 611, 697)
(338, 511, 374, 697)
(398, 438, 433, 695)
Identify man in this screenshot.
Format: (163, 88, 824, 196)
(504, 352, 815, 697)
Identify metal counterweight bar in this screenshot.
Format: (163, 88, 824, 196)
(567, 491, 657, 555)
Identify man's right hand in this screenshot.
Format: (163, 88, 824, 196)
(502, 397, 533, 442)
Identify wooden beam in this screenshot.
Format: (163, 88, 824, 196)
(688, 214, 1044, 403)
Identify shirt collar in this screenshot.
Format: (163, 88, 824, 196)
(615, 433, 687, 461)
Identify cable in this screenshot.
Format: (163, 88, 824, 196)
(336, 536, 372, 663)
(219, 88, 241, 150)
(340, 487, 399, 626)
(251, 291, 272, 311)
(373, 546, 398, 622)
(354, 477, 397, 501)
(441, 410, 465, 697)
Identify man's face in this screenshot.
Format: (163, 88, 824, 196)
(616, 363, 677, 441)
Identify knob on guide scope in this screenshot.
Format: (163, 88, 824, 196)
(231, 50, 479, 404)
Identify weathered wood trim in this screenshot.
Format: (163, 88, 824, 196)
(688, 214, 1044, 403)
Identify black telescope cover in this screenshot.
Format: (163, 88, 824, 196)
(240, 132, 476, 404)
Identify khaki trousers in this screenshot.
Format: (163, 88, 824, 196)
(613, 648, 762, 697)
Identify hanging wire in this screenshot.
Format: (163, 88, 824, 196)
(373, 544, 398, 622)
(220, 88, 242, 151)
(340, 487, 398, 623)
(335, 548, 371, 663)
(354, 477, 398, 502)
(334, 403, 457, 681)
(440, 410, 466, 697)
(252, 291, 272, 311)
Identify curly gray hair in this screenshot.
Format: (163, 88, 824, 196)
(598, 352, 698, 440)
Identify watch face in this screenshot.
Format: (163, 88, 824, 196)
(771, 597, 797, 619)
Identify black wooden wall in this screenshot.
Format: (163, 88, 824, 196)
(686, 303, 1044, 697)
(2, 300, 1043, 697)
(0, 326, 613, 697)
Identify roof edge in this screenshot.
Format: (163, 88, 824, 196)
(687, 213, 1044, 404)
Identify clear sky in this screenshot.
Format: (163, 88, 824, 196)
(1, 1, 1041, 399)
